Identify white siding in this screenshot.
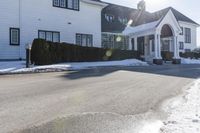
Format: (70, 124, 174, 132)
(0, 0, 104, 60)
(0, 0, 20, 59)
(178, 21, 198, 52)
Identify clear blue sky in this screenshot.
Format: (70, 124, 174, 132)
(103, 0, 200, 46)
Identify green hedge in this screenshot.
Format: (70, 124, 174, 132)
(180, 52, 200, 59)
(31, 39, 140, 65)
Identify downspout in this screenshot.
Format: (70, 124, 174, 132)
(19, 0, 22, 59)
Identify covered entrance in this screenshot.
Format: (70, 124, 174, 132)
(124, 9, 181, 65)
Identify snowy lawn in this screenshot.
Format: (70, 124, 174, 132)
(0, 59, 148, 74)
(181, 58, 200, 64)
(161, 79, 200, 133)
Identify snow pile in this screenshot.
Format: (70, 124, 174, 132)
(0, 59, 148, 74)
(0, 61, 25, 73)
(181, 58, 200, 64)
(161, 79, 200, 133)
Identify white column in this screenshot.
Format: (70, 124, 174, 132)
(129, 37, 132, 50)
(154, 34, 158, 59)
(173, 36, 178, 58)
(176, 36, 180, 58)
(157, 34, 161, 58)
(134, 37, 138, 51)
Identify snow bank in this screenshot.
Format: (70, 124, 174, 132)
(0, 59, 148, 74)
(161, 79, 200, 133)
(181, 58, 200, 64)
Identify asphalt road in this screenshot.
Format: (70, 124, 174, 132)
(0, 64, 199, 133)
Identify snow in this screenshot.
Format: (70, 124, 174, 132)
(181, 58, 200, 64)
(0, 59, 148, 74)
(122, 20, 160, 35)
(161, 79, 200, 133)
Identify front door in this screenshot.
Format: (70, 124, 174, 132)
(137, 37, 145, 56)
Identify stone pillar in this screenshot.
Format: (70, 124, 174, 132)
(153, 33, 163, 65)
(172, 35, 181, 64)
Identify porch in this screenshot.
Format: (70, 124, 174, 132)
(123, 10, 182, 65)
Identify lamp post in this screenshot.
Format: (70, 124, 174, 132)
(25, 43, 31, 68)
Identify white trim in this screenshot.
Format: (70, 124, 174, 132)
(81, 0, 108, 7)
(178, 21, 199, 27)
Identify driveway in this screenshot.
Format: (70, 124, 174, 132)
(0, 64, 199, 133)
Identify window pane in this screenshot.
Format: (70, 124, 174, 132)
(46, 32, 53, 41)
(39, 31, 46, 39)
(53, 0, 60, 6)
(53, 32, 60, 42)
(11, 29, 19, 44)
(60, 0, 66, 7)
(73, 0, 79, 10)
(67, 0, 73, 8)
(76, 34, 82, 45)
(82, 35, 87, 46)
(87, 35, 93, 47)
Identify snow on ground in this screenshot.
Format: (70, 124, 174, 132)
(181, 58, 200, 64)
(161, 79, 200, 133)
(0, 59, 148, 74)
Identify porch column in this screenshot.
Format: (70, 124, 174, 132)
(172, 35, 181, 64)
(157, 34, 162, 58)
(129, 37, 132, 50)
(154, 34, 158, 58)
(134, 37, 138, 51)
(153, 33, 163, 65)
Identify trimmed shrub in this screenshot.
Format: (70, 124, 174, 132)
(31, 39, 140, 65)
(180, 52, 200, 59)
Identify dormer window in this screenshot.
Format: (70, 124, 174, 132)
(53, 0, 79, 11)
(118, 17, 128, 25)
(105, 14, 114, 22)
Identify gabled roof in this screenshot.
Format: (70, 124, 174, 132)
(102, 4, 199, 33)
(153, 7, 199, 25)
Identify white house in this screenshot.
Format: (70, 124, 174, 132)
(0, 0, 107, 60)
(0, 0, 199, 64)
(102, 0, 199, 64)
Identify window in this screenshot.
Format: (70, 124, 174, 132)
(38, 30, 60, 42)
(179, 42, 184, 50)
(102, 33, 129, 50)
(185, 28, 191, 43)
(53, 0, 79, 10)
(10, 28, 20, 45)
(118, 17, 128, 25)
(185, 49, 191, 52)
(76, 34, 93, 47)
(179, 27, 183, 35)
(60, 0, 66, 7)
(105, 14, 115, 22)
(53, 0, 60, 6)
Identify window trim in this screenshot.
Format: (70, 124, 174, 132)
(179, 42, 184, 50)
(185, 28, 191, 43)
(53, 0, 80, 11)
(179, 27, 183, 35)
(38, 30, 60, 42)
(10, 28, 20, 46)
(76, 33, 93, 47)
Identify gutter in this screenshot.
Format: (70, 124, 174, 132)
(81, 0, 108, 7)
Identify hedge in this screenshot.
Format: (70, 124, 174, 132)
(180, 52, 200, 59)
(31, 39, 140, 65)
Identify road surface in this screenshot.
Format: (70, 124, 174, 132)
(0, 64, 199, 133)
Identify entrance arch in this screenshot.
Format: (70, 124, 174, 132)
(160, 24, 175, 61)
